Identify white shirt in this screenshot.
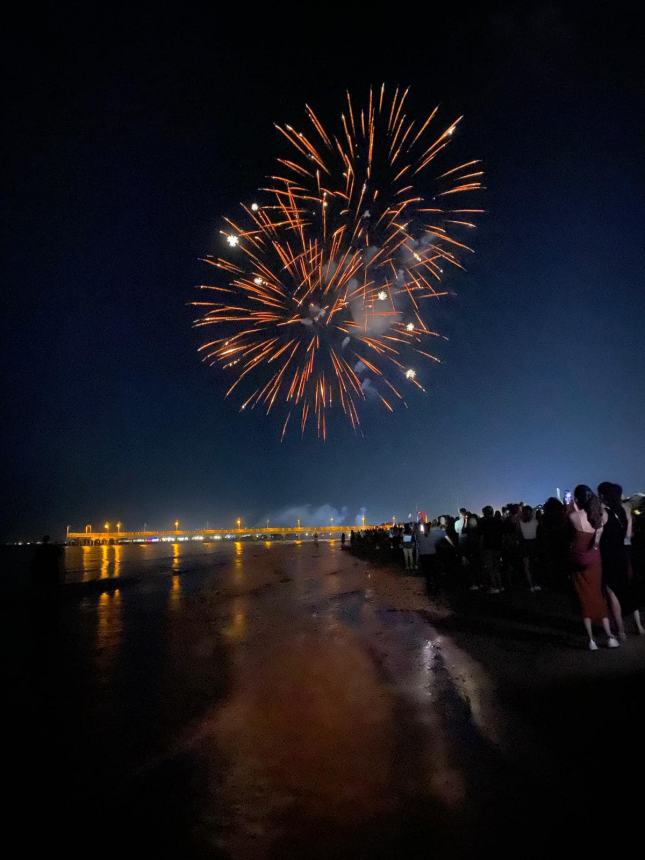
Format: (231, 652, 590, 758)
(519, 518, 538, 540)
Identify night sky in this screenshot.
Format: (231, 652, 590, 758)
(3, 4, 644, 539)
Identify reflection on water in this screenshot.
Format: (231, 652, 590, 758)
(222, 595, 247, 643)
(233, 541, 244, 584)
(212, 624, 395, 848)
(169, 569, 182, 613)
(64, 540, 245, 584)
(26, 539, 506, 857)
(80, 544, 123, 581)
(96, 588, 123, 675)
(100, 544, 109, 579)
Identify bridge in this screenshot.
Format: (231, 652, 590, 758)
(67, 524, 373, 545)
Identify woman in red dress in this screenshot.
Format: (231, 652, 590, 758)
(568, 485, 619, 650)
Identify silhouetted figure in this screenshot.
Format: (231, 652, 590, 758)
(480, 506, 503, 593)
(598, 482, 645, 638)
(402, 523, 417, 570)
(30, 535, 62, 596)
(341, 532, 346, 547)
(519, 505, 541, 592)
(537, 497, 568, 590)
(418, 519, 449, 594)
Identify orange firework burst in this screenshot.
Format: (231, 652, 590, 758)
(194, 85, 484, 439)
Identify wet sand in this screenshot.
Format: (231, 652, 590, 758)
(7, 540, 645, 857)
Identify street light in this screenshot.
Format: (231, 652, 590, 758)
(361, 513, 366, 528)
(104, 522, 110, 532)
(236, 517, 241, 530)
(116, 521, 122, 534)
(175, 520, 180, 531)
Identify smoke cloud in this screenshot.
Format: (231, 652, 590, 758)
(262, 504, 368, 527)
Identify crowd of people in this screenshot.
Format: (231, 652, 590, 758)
(347, 484, 645, 650)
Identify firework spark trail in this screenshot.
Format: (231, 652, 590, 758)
(194, 86, 484, 439)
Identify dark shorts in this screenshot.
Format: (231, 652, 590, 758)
(522, 539, 539, 559)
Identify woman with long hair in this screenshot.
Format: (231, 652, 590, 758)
(598, 482, 645, 639)
(568, 485, 618, 650)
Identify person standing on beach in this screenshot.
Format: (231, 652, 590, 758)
(598, 482, 645, 638)
(519, 506, 541, 592)
(401, 523, 417, 571)
(568, 485, 618, 650)
(418, 519, 448, 593)
(537, 497, 568, 591)
(479, 506, 503, 593)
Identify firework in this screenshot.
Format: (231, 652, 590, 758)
(194, 85, 483, 439)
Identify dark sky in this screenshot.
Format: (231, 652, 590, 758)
(3, 4, 644, 539)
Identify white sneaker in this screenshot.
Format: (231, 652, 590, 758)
(608, 636, 620, 649)
(589, 639, 598, 651)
